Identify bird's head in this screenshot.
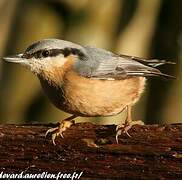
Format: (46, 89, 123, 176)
(3, 39, 88, 84)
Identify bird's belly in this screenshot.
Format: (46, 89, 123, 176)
(39, 71, 146, 117)
(59, 71, 146, 116)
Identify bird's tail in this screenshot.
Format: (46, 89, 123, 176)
(126, 68, 176, 80)
(136, 59, 176, 68)
(120, 54, 176, 68)
(120, 54, 176, 79)
(144, 71, 176, 79)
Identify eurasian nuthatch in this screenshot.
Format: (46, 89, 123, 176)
(3, 39, 175, 145)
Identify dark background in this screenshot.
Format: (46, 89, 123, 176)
(0, 0, 181, 125)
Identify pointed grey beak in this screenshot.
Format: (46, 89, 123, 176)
(3, 54, 24, 63)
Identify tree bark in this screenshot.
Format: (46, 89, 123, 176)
(0, 123, 181, 179)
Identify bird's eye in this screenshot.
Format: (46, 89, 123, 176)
(41, 50, 50, 58)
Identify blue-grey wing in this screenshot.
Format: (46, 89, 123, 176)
(73, 46, 175, 80)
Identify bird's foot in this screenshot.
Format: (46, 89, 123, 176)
(116, 120, 144, 143)
(45, 120, 75, 145)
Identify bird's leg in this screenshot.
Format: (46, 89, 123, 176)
(116, 105, 144, 143)
(45, 115, 77, 145)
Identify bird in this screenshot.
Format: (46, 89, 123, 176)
(3, 39, 175, 145)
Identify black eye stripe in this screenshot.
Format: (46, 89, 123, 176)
(42, 50, 49, 57)
(62, 48, 86, 60)
(62, 48, 71, 57)
(23, 48, 86, 60)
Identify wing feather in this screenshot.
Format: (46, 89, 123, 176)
(75, 46, 175, 80)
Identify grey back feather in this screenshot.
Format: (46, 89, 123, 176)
(74, 46, 174, 80)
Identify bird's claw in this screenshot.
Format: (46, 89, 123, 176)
(45, 120, 74, 145)
(116, 120, 144, 143)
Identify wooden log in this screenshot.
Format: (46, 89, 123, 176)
(0, 123, 181, 179)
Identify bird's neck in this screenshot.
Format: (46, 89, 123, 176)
(38, 67, 65, 88)
(37, 56, 75, 88)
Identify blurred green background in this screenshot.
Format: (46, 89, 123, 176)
(0, 0, 181, 125)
